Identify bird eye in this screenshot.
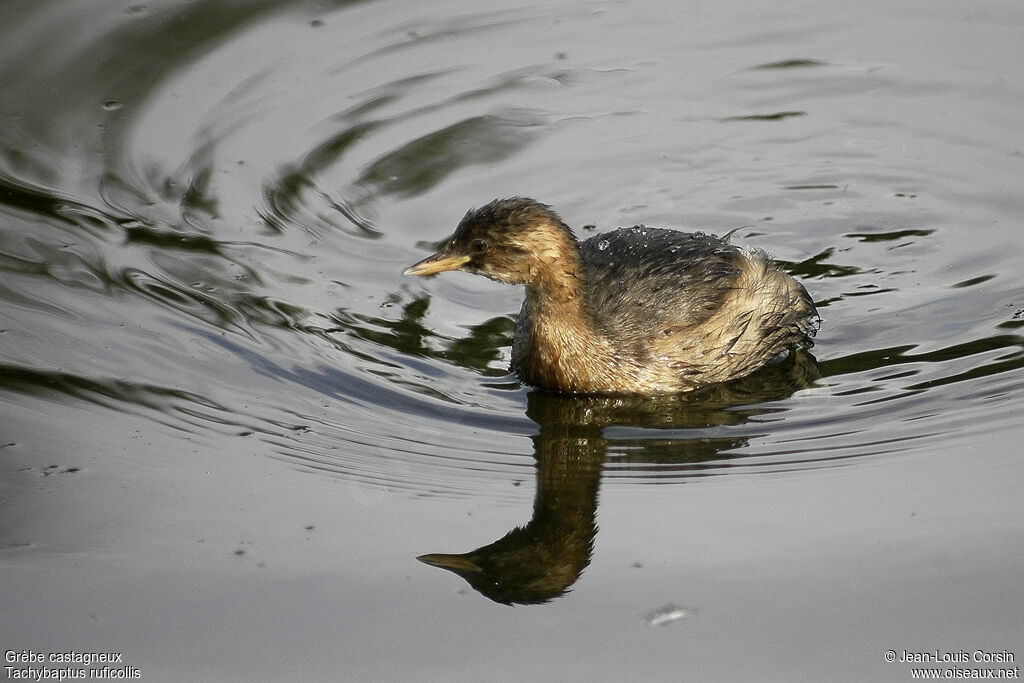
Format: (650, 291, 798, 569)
(470, 239, 488, 254)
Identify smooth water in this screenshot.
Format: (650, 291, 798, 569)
(2, 0, 1022, 679)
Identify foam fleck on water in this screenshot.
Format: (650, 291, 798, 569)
(644, 604, 695, 626)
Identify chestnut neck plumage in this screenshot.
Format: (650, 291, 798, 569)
(512, 222, 617, 391)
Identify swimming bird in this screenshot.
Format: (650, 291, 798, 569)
(405, 197, 817, 395)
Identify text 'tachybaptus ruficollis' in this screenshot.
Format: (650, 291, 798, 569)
(405, 198, 818, 395)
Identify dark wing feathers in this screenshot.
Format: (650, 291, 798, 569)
(578, 227, 743, 344)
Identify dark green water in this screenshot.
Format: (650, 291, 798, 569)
(2, 0, 1022, 679)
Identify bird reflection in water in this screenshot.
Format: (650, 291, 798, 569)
(418, 348, 819, 604)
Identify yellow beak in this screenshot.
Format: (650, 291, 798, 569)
(403, 251, 470, 276)
(416, 553, 481, 573)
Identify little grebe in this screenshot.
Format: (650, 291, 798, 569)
(405, 198, 818, 395)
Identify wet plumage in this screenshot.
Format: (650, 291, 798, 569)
(405, 197, 818, 395)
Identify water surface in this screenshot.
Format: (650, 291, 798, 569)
(2, 0, 1023, 679)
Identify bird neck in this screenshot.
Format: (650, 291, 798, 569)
(517, 247, 606, 390)
(521, 222, 584, 301)
(523, 236, 586, 320)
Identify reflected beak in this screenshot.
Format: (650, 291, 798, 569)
(416, 552, 481, 573)
(403, 250, 470, 277)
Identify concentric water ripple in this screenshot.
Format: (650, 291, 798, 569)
(1, 0, 1022, 499)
